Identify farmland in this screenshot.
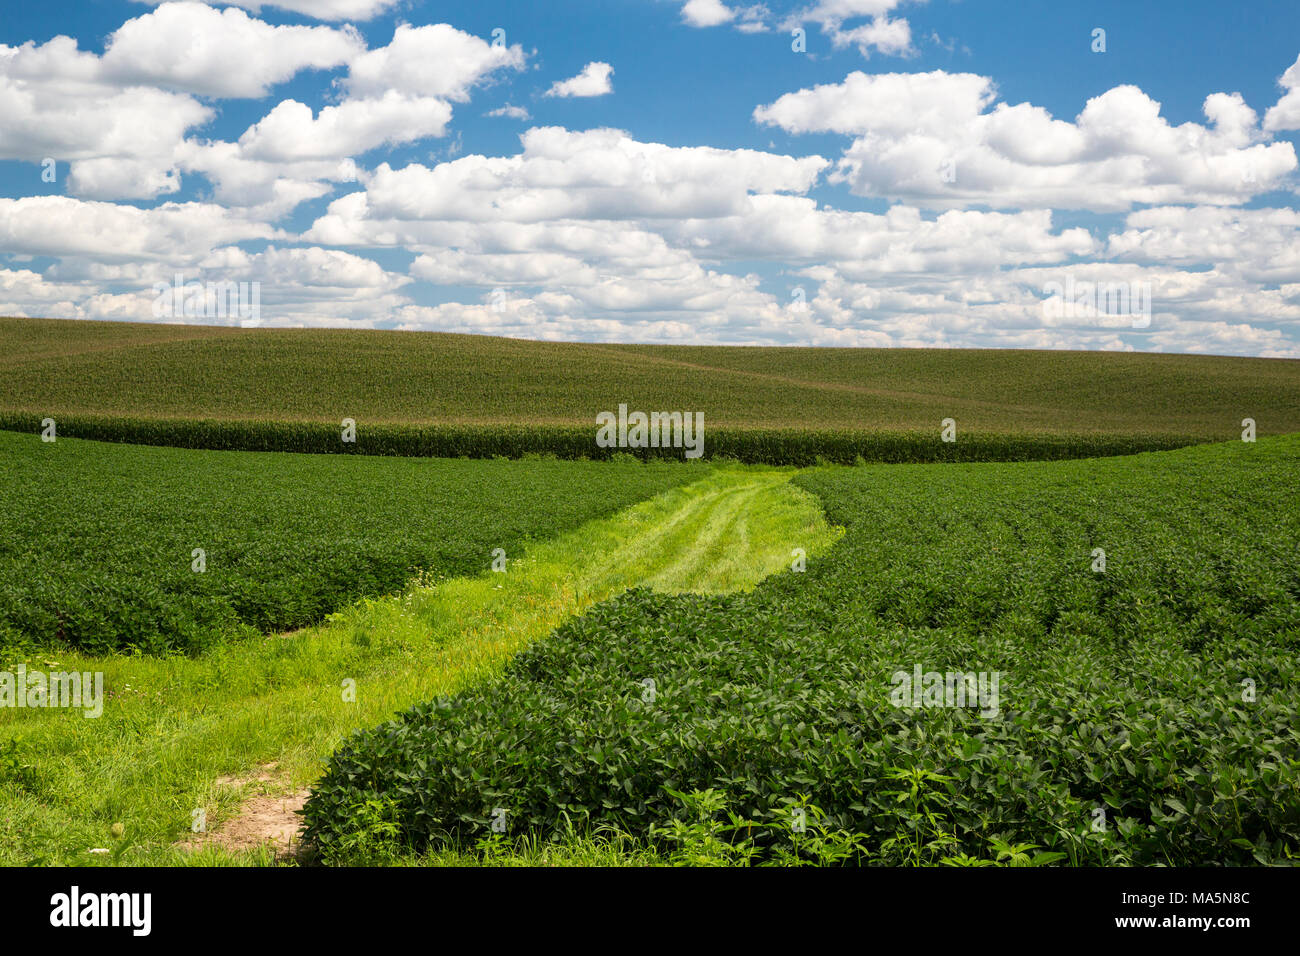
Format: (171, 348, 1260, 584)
(304, 436, 1300, 866)
(2, 317, 1298, 870)
(0, 431, 701, 654)
(0, 466, 836, 865)
(3, 318, 1299, 463)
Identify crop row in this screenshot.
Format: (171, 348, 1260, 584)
(0, 413, 1203, 466)
(0, 432, 698, 654)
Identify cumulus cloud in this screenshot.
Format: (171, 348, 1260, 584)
(297, 127, 1122, 346)
(347, 23, 526, 99)
(299, 129, 832, 328)
(682, 0, 737, 27)
(175, 140, 358, 220)
(756, 70, 1297, 210)
(192, 245, 415, 325)
(1, 5, 1297, 356)
(684, 0, 911, 52)
(113, 20, 522, 217)
(0, 266, 125, 321)
(784, 0, 917, 56)
(664, 198, 1096, 276)
(1, 242, 414, 327)
(0, 196, 278, 262)
(187, 22, 528, 213)
(304, 127, 827, 234)
(0, 35, 212, 199)
(1264, 52, 1300, 131)
(236, 92, 455, 162)
(285, 115, 1300, 354)
(133, 0, 401, 21)
(0, 11, 528, 207)
(1107, 206, 1300, 282)
(102, 2, 364, 98)
(545, 62, 614, 98)
(410, 236, 768, 316)
(0, 2, 381, 204)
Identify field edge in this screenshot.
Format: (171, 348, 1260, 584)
(0, 412, 1210, 466)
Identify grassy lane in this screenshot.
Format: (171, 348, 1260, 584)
(0, 466, 839, 865)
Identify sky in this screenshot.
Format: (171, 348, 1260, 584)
(1, 0, 1299, 355)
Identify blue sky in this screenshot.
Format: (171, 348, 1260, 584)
(2, 0, 1299, 354)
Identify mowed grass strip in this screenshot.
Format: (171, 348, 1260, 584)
(0, 466, 839, 865)
(4, 316, 1297, 438)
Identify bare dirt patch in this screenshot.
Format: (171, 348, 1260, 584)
(181, 762, 310, 861)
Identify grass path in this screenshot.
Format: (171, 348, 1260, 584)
(0, 466, 839, 865)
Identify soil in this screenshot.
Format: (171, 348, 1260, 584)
(181, 762, 310, 861)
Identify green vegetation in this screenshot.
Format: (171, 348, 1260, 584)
(304, 437, 1300, 866)
(0, 411, 1202, 465)
(5, 316, 1297, 868)
(0, 431, 700, 654)
(4, 317, 1297, 463)
(0, 466, 837, 865)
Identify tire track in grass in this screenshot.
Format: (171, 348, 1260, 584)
(0, 466, 841, 865)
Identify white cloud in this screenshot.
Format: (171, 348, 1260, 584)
(784, 0, 916, 56)
(826, 16, 912, 57)
(346, 23, 526, 100)
(133, 0, 401, 21)
(192, 244, 414, 325)
(103, 2, 363, 98)
(682, 0, 736, 28)
(665, 197, 1096, 276)
(0, 196, 278, 263)
(65, 158, 183, 202)
(295, 127, 1128, 347)
(756, 69, 994, 136)
(201, 244, 404, 289)
(0, 266, 117, 321)
(284, 117, 1300, 354)
(1264, 52, 1300, 131)
(181, 22, 528, 216)
(1107, 206, 1300, 282)
(487, 104, 531, 120)
(0, 2, 391, 204)
(237, 92, 455, 162)
(408, 232, 768, 316)
(545, 62, 614, 98)
(0, 35, 213, 200)
(756, 71, 1298, 210)
(304, 128, 826, 232)
(0, 37, 215, 162)
(175, 140, 357, 220)
(0, 7, 1297, 355)
(0, 243, 413, 326)
(688, 0, 909, 51)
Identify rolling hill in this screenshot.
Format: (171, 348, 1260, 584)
(3, 316, 1297, 461)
